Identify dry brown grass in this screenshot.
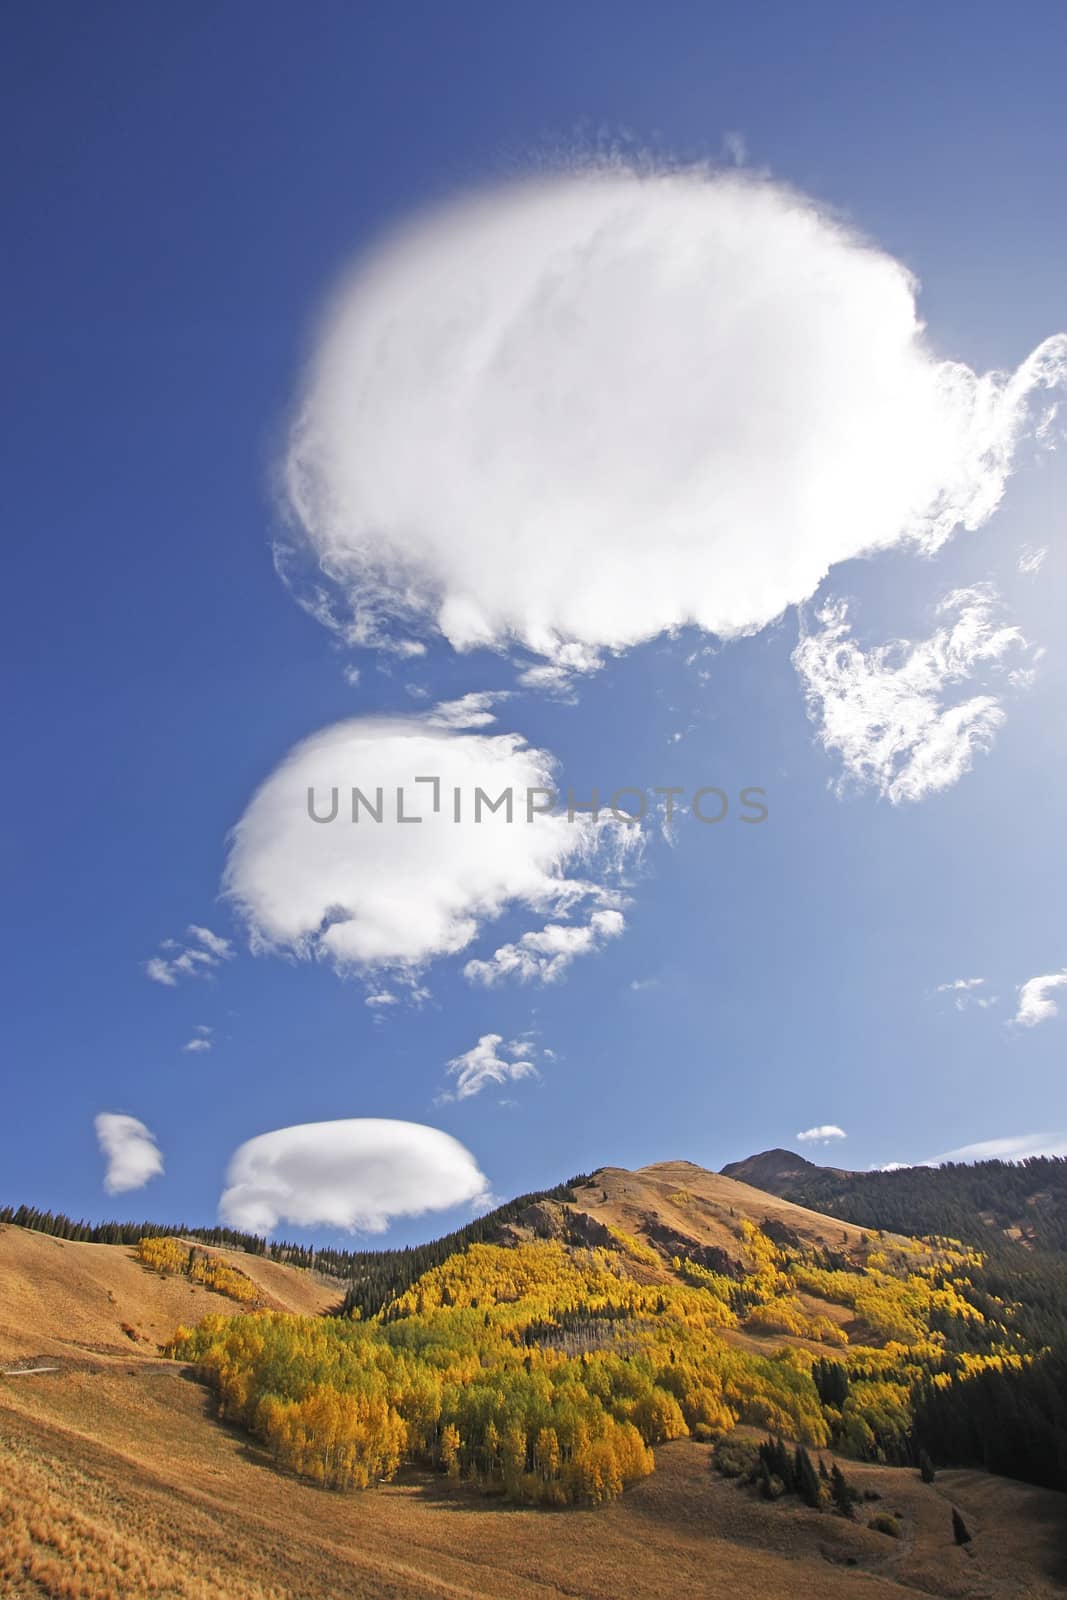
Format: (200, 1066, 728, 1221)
(0, 1226, 338, 1368)
(0, 1432, 282, 1599)
(1, 1218, 1064, 1600)
(2, 1359, 1064, 1600)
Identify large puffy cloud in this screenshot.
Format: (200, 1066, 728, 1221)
(218, 1118, 490, 1234)
(94, 1113, 164, 1194)
(224, 715, 628, 973)
(793, 586, 1028, 803)
(283, 166, 1065, 669)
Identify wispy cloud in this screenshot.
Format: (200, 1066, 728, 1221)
(794, 586, 1030, 803)
(94, 1113, 164, 1194)
(440, 1032, 538, 1102)
(426, 691, 511, 730)
(937, 976, 997, 1012)
(925, 1132, 1067, 1164)
(1013, 969, 1067, 1028)
(464, 908, 625, 986)
(145, 925, 234, 986)
(1018, 545, 1048, 576)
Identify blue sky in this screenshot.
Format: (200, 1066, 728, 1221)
(2, 2, 1065, 1246)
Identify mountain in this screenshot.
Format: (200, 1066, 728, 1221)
(721, 1147, 854, 1193)
(3, 1161, 1067, 1598)
(720, 1148, 1067, 1256)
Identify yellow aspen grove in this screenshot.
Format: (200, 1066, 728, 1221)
(166, 1220, 1001, 1506)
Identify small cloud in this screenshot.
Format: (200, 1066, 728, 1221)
(1013, 969, 1067, 1028)
(145, 926, 234, 987)
(426, 691, 510, 730)
(936, 976, 998, 1012)
(365, 990, 398, 1008)
(796, 1124, 847, 1145)
(1018, 545, 1048, 576)
(464, 908, 625, 987)
(188, 925, 233, 959)
(342, 664, 361, 686)
(441, 1032, 539, 1102)
(94, 1113, 164, 1195)
(629, 976, 660, 993)
(218, 1118, 490, 1234)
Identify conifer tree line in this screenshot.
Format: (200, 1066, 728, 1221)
(0, 1176, 591, 1297)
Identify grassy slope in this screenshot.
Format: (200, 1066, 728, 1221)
(2, 1362, 1064, 1600)
(0, 1225, 339, 1368)
(2, 1182, 1066, 1600)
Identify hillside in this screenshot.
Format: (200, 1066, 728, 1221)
(722, 1149, 855, 1193)
(0, 1224, 339, 1368)
(2, 1164, 1066, 1598)
(718, 1150, 1067, 1255)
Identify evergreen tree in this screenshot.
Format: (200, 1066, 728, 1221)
(830, 1463, 854, 1518)
(794, 1445, 822, 1508)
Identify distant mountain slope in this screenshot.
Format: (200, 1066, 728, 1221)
(341, 1159, 875, 1319)
(721, 1148, 853, 1193)
(720, 1150, 1067, 1255)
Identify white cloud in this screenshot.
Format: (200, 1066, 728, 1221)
(342, 663, 361, 686)
(925, 1132, 1067, 1165)
(442, 1032, 538, 1101)
(281, 165, 1065, 673)
(145, 925, 234, 986)
(365, 990, 398, 1008)
(188, 925, 232, 959)
(1018, 545, 1048, 575)
(182, 1036, 213, 1053)
(464, 907, 625, 986)
(794, 586, 1029, 803)
(1013, 969, 1067, 1028)
(937, 976, 998, 1012)
(796, 1124, 847, 1145)
(218, 1118, 490, 1234)
(426, 691, 509, 730)
(224, 715, 631, 975)
(94, 1113, 164, 1195)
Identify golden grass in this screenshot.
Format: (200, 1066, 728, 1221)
(2, 1361, 1064, 1600)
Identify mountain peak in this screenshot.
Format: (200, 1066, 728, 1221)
(720, 1147, 852, 1195)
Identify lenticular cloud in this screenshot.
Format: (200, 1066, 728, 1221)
(284, 166, 1065, 668)
(218, 1118, 490, 1234)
